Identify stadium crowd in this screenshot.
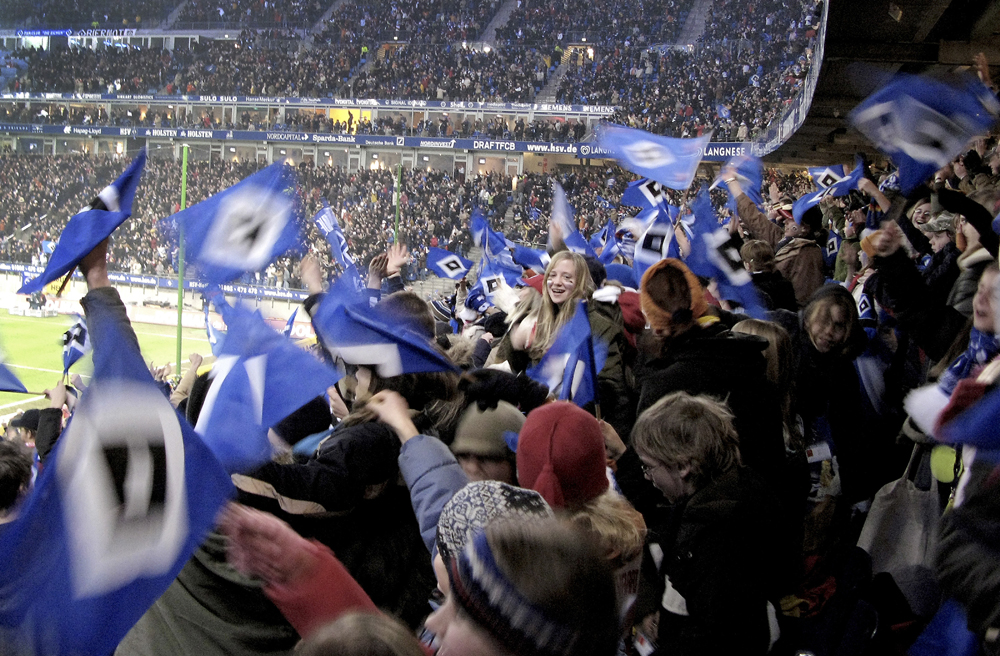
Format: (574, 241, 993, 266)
(315, 0, 501, 46)
(175, 0, 328, 28)
(2, 0, 174, 28)
(4, 128, 1000, 656)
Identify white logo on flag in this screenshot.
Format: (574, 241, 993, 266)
(705, 228, 751, 285)
(814, 168, 844, 188)
(201, 186, 293, 270)
(436, 254, 467, 277)
(853, 97, 967, 166)
(57, 383, 188, 598)
(639, 179, 665, 207)
(621, 140, 676, 169)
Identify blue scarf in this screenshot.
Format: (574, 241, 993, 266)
(938, 327, 1000, 396)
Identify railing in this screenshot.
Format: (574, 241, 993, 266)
(751, 0, 829, 157)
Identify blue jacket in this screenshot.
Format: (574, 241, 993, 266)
(398, 434, 468, 556)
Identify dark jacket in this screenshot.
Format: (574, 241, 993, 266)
(921, 242, 961, 308)
(751, 270, 798, 312)
(645, 466, 784, 656)
(635, 322, 785, 492)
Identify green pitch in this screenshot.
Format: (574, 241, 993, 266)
(0, 313, 210, 414)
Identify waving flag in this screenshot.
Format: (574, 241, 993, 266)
(713, 154, 766, 214)
(0, 305, 232, 655)
(473, 250, 524, 299)
(194, 302, 341, 472)
(808, 165, 847, 189)
(589, 221, 615, 250)
(595, 195, 615, 210)
(597, 124, 711, 190)
(632, 207, 681, 279)
(282, 307, 298, 338)
(621, 178, 666, 210)
(471, 209, 510, 257)
(427, 247, 473, 280)
(687, 187, 767, 318)
(61, 315, 91, 374)
(850, 74, 999, 194)
(550, 182, 596, 256)
(825, 230, 843, 269)
(168, 162, 303, 285)
(313, 198, 353, 270)
(0, 357, 26, 394)
(312, 287, 458, 377)
(527, 301, 607, 408)
(19, 150, 146, 294)
(512, 244, 550, 273)
(792, 159, 865, 224)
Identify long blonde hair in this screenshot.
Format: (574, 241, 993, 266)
(529, 251, 595, 361)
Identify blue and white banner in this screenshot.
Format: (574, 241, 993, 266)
(596, 124, 712, 189)
(427, 247, 473, 280)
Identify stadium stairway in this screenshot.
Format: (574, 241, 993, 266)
(163, 2, 188, 29)
(311, 0, 349, 35)
(480, 0, 520, 50)
(675, 0, 713, 46)
(534, 62, 570, 103)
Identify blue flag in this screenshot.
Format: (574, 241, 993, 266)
(850, 74, 1000, 194)
(713, 154, 766, 213)
(621, 178, 667, 210)
(529, 207, 541, 221)
(470, 209, 510, 257)
(824, 229, 842, 269)
(427, 247, 473, 280)
(792, 159, 864, 224)
(473, 250, 524, 299)
(168, 162, 303, 285)
(19, 150, 146, 294)
(595, 195, 615, 210)
(632, 206, 681, 280)
(527, 300, 607, 408)
(598, 225, 623, 265)
(550, 182, 596, 256)
(0, 360, 26, 394)
(808, 165, 847, 189)
(589, 221, 615, 250)
(312, 284, 458, 377)
(596, 124, 711, 190)
(282, 306, 298, 338)
(194, 302, 341, 472)
(0, 307, 232, 654)
(313, 198, 354, 270)
(940, 383, 1000, 450)
(61, 314, 91, 374)
(512, 244, 551, 273)
(688, 187, 767, 319)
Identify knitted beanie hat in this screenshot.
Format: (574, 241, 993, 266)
(451, 401, 525, 459)
(448, 530, 583, 656)
(435, 480, 552, 564)
(639, 258, 709, 334)
(516, 402, 608, 509)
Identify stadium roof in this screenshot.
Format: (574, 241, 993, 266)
(769, 0, 1000, 165)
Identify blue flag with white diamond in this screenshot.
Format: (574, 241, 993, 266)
(512, 244, 550, 273)
(194, 302, 341, 472)
(19, 150, 146, 294)
(688, 187, 767, 319)
(808, 165, 847, 189)
(62, 314, 91, 374)
(597, 124, 711, 190)
(527, 300, 607, 408)
(713, 154, 766, 214)
(632, 206, 682, 280)
(550, 182, 596, 256)
(850, 74, 1000, 194)
(427, 247, 473, 280)
(470, 209, 510, 257)
(0, 299, 232, 655)
(313, 198, 354, 270)
(167, 162, 303, 285)
(282, 307, 298, 338)
(793, 159, 865, 224)
(621, 178, 667, 210)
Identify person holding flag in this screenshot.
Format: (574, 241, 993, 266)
(497, 251, 631, 436)
(722, 165, 826, 308)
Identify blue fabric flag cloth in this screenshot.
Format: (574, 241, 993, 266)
(850, 74, 1000, 194)
(527, 300, 607, 408)
(549, 182, 597, 256)
(19, 149, 146, 294)
(427, 247, 474, 280)
(792, 159, 864, 224)
(688, 187, 767, 319)
(0, 295, 232, 655)
(512, 244, 550, 273)
(621, 178, 667, 210)
(313, 198, 353, 270)
(471, 209, 510, 257)
(194, 301, 342, 473)
(589, 221, 615, 250)
(204, 305, 226, 358)
(0, 357, 26, 394)
(808, 164, 847, 188)
(282, 306, 298, 338)
(632, 206, 682, 280)
(312, 280, 459, 377)
(598, 225, 624, 265)
(596, 124, 711, 190)
(168, 162, 303, 285)
(471, 250, 524, 299)
(62, 314, 91, 374)
(713, 154, 766, 214)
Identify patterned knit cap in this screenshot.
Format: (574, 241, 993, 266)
(435, 480, 552, 564)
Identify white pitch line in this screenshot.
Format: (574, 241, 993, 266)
(6, 364, 92, 377)
(0, 396, 43, 410)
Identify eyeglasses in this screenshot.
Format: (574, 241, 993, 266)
(640, 461, 662, 474)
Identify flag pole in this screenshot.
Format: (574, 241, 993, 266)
(175, 145, 189, 382)
(394, 162, 401, 242)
